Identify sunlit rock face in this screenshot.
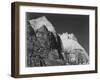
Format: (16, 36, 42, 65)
(29, 16, 57, 37)
(59, 32, 89, 65)
(27, 16, 89, 67)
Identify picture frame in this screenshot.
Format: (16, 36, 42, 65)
(11, 2, 98, 78)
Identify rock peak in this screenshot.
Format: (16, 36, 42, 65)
(29, 16, 56, 34)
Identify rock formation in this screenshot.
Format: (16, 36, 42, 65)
(60, 32, 89, 65)
(27, 16, 64, 67)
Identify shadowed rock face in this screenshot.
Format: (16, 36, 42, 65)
(27, 16, 89, 67)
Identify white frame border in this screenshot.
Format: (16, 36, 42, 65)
(19, 5, 96, 75)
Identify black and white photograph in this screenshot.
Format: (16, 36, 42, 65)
(11, 2, 97, 78)
(26, 13, 89, 67)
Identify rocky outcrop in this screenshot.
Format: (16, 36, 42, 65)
(27, 17, 64, 67)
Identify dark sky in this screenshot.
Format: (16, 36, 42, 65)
(26, 12, 89, 54)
